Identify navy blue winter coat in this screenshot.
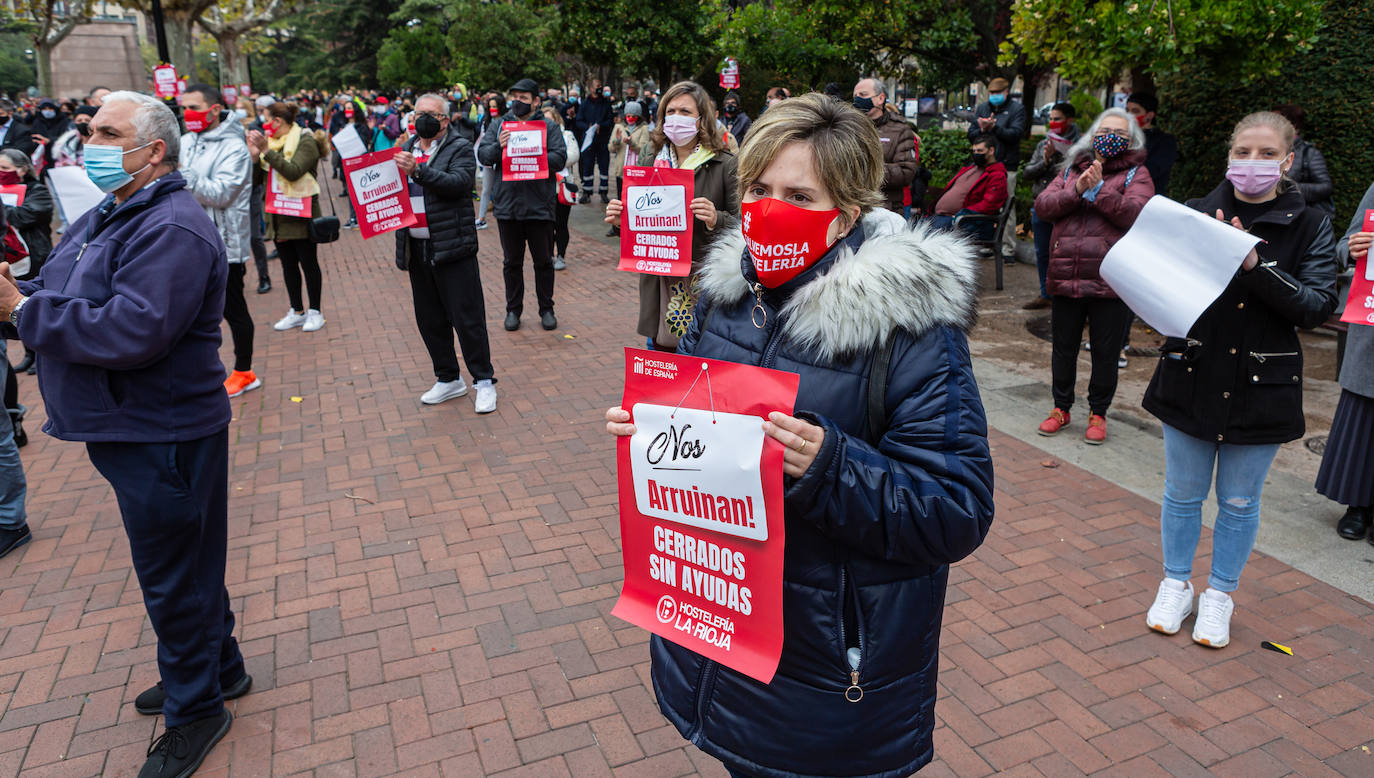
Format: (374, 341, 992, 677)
(654, 209, 996, 777)
(12, 172, 231, 442)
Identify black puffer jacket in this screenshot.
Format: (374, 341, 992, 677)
(5, 176, 53, 281)
(475, 112, 568, 222)
(654, 210, 996, 778)
(1143, 183, 1338, 444)
(1289, 137, 1335, 217)
(394, 125, 478, 269)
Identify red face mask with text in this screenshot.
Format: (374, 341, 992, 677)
(183, 108, 210, 133)
(263, 121, 277, 138)
(1047, 119, 1067, 134)
(742, 197, 840, 288)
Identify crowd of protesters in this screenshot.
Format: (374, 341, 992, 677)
(0, 69, 1363, 778)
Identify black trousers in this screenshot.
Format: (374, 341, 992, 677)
(249, 185, 269, 283)
(407, 240, 495, 383)
(580, 137, 611, 195)
(1051, 296, 1133, 415)
(553, 202, 571, 257)
(86, 429, 245, 727)
(224, 264, 254, 372)
(276, 238, 322, 312)
(497, 219, 555, 315)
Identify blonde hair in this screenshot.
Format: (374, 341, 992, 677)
(1230, 111, 1295, 154)
(542, 105, 563, 127)
(736, 92, 884, 229)
(650, 80, 729, 155)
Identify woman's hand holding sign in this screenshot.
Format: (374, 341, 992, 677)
(691, 197, 719, 230)
(607, 406, 822, 478)
(605, 199, 624, 224)
(1215, 210, 1260, 271)
(765, 412, 823, 477)
(1349, 231, 1373, 261)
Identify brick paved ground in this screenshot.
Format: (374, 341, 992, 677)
(1, 204, 1372, 777)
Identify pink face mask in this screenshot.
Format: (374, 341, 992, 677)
(1226, 159, 1283, 196)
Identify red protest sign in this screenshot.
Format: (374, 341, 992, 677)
(719, 57, 740, 90)
(238, 83, 251, 98)
(0, 185, 26, 208)
(221, 86, 239, 107)
(264, 170, 312, 218)
(617, 166, 694, 276)
(613, 347, 799, 684)
(501, 120, 549, 181)
(152, 65, 178, 100)
(343, 147, 417, 239)
(1342, 211, 1374, 326)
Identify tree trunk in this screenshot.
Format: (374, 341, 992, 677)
(162, 11, 198, 77)
(217, 32, 249, 86)
(35, 43, 54, 98)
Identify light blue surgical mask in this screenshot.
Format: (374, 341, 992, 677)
(989, 93, 1006, 107)
(84, 141, 151, 193)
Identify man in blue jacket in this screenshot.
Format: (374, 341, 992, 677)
(0, 91, 246, 778)
(575, 78, 613, 204)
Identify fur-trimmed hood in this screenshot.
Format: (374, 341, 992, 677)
(697, 208, 980, 361)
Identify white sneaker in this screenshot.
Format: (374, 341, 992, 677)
(473, 380, 497, 414)
(1146, 578, 1193, 635)
(273, 310, 306, 331)
(421, 379, 468, 405)
(1192, 588, 1234, 648)
(302, 309, 325, 332)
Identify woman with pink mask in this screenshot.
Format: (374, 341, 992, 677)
(1142, 111, 1337, 649)
(604, 81, 738, 352)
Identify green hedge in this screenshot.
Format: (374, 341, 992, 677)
(1159, 0, 1374, 226)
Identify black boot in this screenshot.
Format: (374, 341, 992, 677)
(13, 351, 33, 373)
(1336, 506, 1372, 540)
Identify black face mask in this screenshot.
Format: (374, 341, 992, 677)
(510, 100, 532, 118)
(724, 104, 738, 116)
(75, 122, 91, 137)
(971, 153, 989, 168)
(415, 114, 442, 139)
(853, 96, 875, 113)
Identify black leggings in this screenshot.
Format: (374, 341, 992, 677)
(1050, 296, 1132, 416)
(223, 264, 255, 372)
(554, 202, 571, 257)
(276, 238, 322, 312)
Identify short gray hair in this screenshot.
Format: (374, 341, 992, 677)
(102, 90, 181, 165)
(416, 93, 450, 116)
(0, 148, 31, 176)
(860, 78, 887, 98)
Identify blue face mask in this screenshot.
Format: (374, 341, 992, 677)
(989, 93, 1006, 107)
(84, 142, 151, 193)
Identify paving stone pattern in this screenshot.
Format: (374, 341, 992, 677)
(1, 213, 1371, 777)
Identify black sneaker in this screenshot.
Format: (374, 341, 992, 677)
(135, 674, 252, 716)
(540, 310, 558, 331)
(139, 708, 232, 778)
(256, 279, 271, 294)
(0, 524, 30, 559)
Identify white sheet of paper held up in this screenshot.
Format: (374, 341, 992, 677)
(331, 125, 367, 160)
(45, 166, 105, 224)
(1100, 195, 1262, 339)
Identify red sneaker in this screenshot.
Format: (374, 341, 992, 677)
(1085, 414, 1107, 445)
(224, 370, 261, 398)
(1037, 408, 1070, 436)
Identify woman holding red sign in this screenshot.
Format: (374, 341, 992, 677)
(1141, 111, 1337, 648)
(606, 93, 994, 778)
(247, 102, 326, 333)
(604, 81, 739, 352)
(1316, 180, 1374, 542)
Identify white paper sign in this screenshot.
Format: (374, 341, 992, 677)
(0, 192, 18, 207)
(580, 123, 597, 153)
(626, 185, 688, 232)
(1100, 195, 1262, 339)
(507, 129, 543, 157)
(347, 158, 405, 204)
(331, 125, 367, 160)
(629, 403, 768, 542)
(45, 166, 106, 223)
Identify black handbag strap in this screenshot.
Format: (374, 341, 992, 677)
(316, 156, 338, 218)
(867, 335, 895, 443)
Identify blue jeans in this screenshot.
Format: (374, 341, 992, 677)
(1160, 424, 1279, 593)
(929, 209, 996, 242)
(1031, 207, 1052, 299)
(0, 341, 25, 531)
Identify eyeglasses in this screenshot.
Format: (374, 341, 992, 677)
(1094, 129, 1130, 139)
(414, 111, 446, 120)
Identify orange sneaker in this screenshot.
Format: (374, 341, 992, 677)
(1037, 408, 1070, 436)
(224, 370, 261, 398)
(1085, 414, 1107, 445)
